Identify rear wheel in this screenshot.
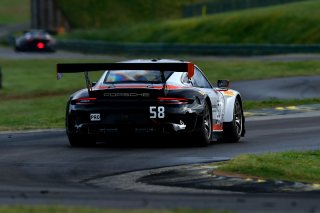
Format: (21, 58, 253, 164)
(67, 133, 94, 147)
(221, 98, 243, 143)
(193, 102, 212, 146)
(14, 46, 21, 52)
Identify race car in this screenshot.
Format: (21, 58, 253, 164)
(14, 30, 56, 52)
(57, 59, 245, 147)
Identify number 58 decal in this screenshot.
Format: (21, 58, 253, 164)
(150, 106, 165, 118)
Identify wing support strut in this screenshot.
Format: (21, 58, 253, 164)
(84, 71, 92, 93)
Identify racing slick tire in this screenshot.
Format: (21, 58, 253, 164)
(193, 102, 212, 146)
(14, 46, 21, 52)
(220, 98, 243, 143)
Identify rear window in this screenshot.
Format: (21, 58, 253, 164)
(25, 31, 51, 39)
(104, 70, 172, 83)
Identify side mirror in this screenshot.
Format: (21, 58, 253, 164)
(217, 80, 230, 89)
(91, 82, 97, 87)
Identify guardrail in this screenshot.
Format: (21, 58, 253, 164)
(57, 39, 320, 55)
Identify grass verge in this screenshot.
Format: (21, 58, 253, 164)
(216, 151, 320, 184)
(0, 95, 66, 131)
(1, 58, 320, 97)
(56, 0, 194, 28)
(62, 0, 320, 44)
(244, 98, 320, 110)
(0, 0, 29, 24)
(0, 58, 320, 130)
(195, 59, 320, 81)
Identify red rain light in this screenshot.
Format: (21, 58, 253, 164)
(37, 42, 45, 49)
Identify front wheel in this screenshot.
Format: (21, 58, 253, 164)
(220, 98, 243, 143)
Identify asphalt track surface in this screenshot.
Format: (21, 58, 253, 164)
(232, 76, 320, 100)
(1, 47, 320, 212)
(0, 113, 319, 213)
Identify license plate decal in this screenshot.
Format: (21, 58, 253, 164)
(90, 113, 101, 121)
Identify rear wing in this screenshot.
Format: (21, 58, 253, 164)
(56, 62, 195, 92)
(57, 62, 194, 79)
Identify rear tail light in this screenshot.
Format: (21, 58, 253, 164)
(72, 97, 97, 105)
(157, 97, 193, 104)
(37, 42, 45, 49)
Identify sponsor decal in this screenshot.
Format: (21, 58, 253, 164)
(222, 90, 235, 97)
(104, 93, 150, 97)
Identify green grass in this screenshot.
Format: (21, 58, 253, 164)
(62, 0, 320, 44)
(0, 0, 30, 24)
(0, 59, 107, 98)
(194, 60, 320, 82)
(0, 206, 230, 213)
(1, 58, 320, 130)
(0, 96, 66, 131)
(0, 58, 107, 130)
(2, 59, 320, 97)
(56, 0, 195, 28)
(244, 98, 320, 110)
(216, 151, 320, 184)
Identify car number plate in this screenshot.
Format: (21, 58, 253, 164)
(90, 113, 101, 121)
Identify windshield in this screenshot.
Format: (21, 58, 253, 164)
(104, 70, 172, 84)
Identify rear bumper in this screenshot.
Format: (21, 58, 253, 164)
(67, 108, 202, 137)
(69, 122, 191, 136)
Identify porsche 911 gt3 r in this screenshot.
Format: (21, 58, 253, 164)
(57, 59, 245, 147)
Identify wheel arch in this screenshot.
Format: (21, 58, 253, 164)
(237, 95, 246, 137)
(223, 93, 246, 137)
(205, 96, 213, 116)
(223, 93, 242, 123)
(195, 95, 212, 131)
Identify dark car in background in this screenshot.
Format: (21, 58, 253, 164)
(14, 30, 56, 52)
